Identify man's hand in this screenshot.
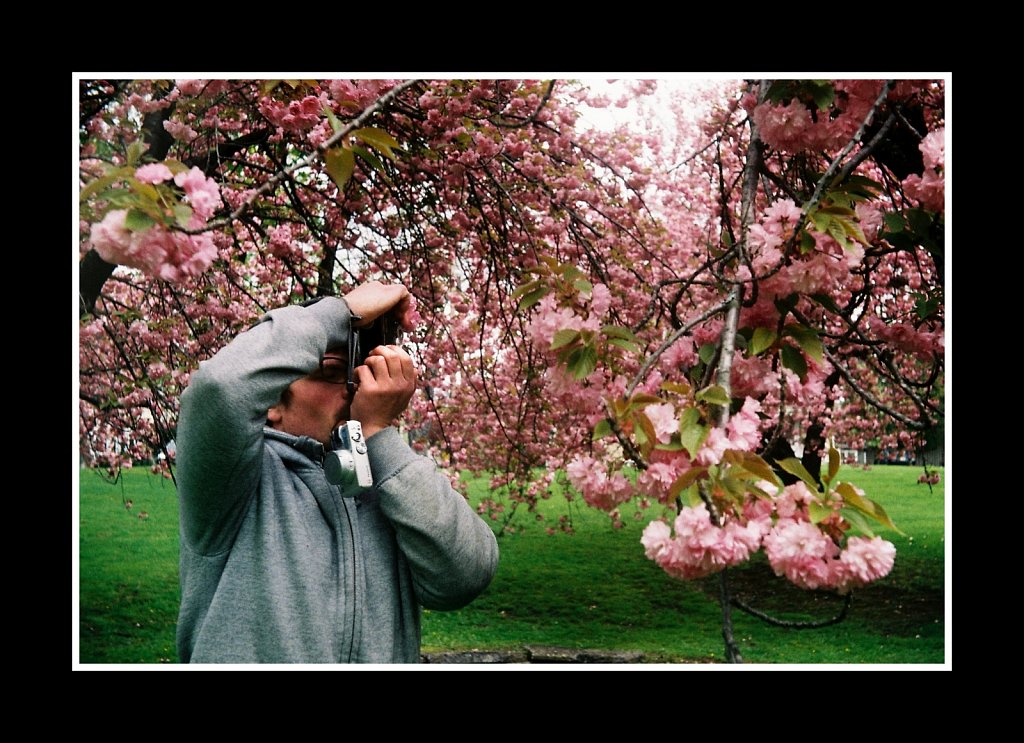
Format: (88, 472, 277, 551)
(343, 281, 417, 331)
(349, 345, 417, 438)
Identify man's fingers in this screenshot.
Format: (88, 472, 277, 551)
(367, 345, 417, 384)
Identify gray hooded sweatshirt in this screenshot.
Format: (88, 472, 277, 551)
(175, 297, 498, 663)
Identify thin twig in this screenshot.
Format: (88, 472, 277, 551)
(186, 79, 421, 234)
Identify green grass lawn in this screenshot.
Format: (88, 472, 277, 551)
(77, 464, 946, 664)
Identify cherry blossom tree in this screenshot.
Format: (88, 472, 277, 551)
(78, 77, 945, 662)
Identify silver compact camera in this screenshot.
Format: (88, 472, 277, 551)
(324, 420, 373, 490)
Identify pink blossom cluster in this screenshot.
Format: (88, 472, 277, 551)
(88, 166, 222, 281)
(763, 482, 896, 593)
(566, 454, 635, 510)
(163, 119, 199, 143)
(259, 94, 327, 131)
(641, 479, 896, 592)
(873, 322, 944, 361)
(641, 503, 769, 579)
(635, 450, 693, 504)
(695, 398, 763, 466)
(902, 128, 945, 212)
(752, 81, 885, 153)
(528, 289, 606, 348)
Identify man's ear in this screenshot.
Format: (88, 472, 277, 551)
(267, 403, 284, 428)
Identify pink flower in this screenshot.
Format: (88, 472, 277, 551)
(855, 203, 883, 242)
(774, 481, 816, 521)
(696, 427, 730, 466)
(763, 520, 840, 590)
(752, 100, 813, 151)
(641, 520, 672, 560)
(89, 209, 132, 263)
(764, 199, 802, 231)
(920, 128, 945, 171)
(644, 403, 678, 443)
(175, 79, 207, 96)
(837, 536, 896, 590)
(590, 283, 612, 317)
(643, 504, 762, 581)
(163, 119, 199, 143)
(748, 223, 783, 253)
(903, 170, 944, 212)
(726, 397, 762, 451)
(135, 163, 174, 184)
(636, 460, 683, 504)
(174, 167, 221, 220)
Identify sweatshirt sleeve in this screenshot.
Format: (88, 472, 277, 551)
(366, 428, 499, 610)
(177, 297, 352, 555)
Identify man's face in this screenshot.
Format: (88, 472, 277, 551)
(267, 352, 352, 445)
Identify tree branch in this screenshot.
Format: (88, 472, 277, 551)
(732, 591, 852, 628)
(822, 347, 929, 430)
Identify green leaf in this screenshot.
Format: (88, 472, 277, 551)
(828, 447, 840, 483)
(836, 482, 904, 535)
(818, 203, 857, 217)
(551, 329, 579, 351)
(351, 144, 387, 176)
(511, 279, 542, 300)
(750, 327, 777, 356)
(914, 294, 940, 320)
(173, 204, 193, 229)
(126, 140, 147, 167)
(810, 81, 835, 110)
(809, 208, 831, 233)
(661, 381, 691, 396)
(593, 418, 612, 441)
(780, 343, 807, 382)
(840, 507, 876, 538)
(629, 393, 664, 408)
(353, 127, 401, 161)
(827, 220, 850, 251)
(261, 80, 282, 95)
(883, 212, 905, 232)
(669, 467, 707, 500)
(635, 411, 657, 449)
(607, 338, 641, 354)
(573, 279, 593, 294)
(696, 384, 731, 406)
(678, 406, 700, 430)
(776, 457, 819, 491)
(127, 179, 160, 203)
(698, 343, 716, 365)
(162, 159, 189, 175)
(124, 208, 156, 232)
(519, 287, 549, 310)
(720, 475, 747, 503)
(844, 174, 883, 195)
(325, 147, 355, 191)
(679, 419, 708, 459)
(906, 208, 933, 236)
(808, 501, 833, 524)
(799, 230, 816, 253)
(735, 451, 783, 488)
(567, 345, 598, 380)
(323, 104, 344, 135)
(746, 483, 775, 501)
(654, 437, 686, 452)
(785, 324, 824, 364)
(80, 174, 119, 202)
(602, 325, 636, 341)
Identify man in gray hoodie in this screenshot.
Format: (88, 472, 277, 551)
(175, 282, 499, 663)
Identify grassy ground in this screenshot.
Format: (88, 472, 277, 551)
(77, 465, 946, 664)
